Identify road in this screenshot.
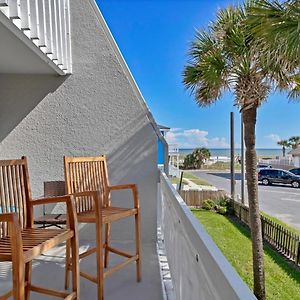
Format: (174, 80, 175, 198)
(190, 170, 300, 231)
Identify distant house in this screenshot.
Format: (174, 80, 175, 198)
(289, 147, 300, 167)
(157, 125, 169, 166)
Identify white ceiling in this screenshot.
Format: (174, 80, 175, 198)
(0, 15, 63, 75)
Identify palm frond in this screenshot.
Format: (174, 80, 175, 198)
(247, 0, 300, 62)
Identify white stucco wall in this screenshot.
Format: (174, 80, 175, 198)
(0, 0, 158, 243)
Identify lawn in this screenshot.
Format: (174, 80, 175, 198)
(181, 172, 211, 186)
(201, 161, 241, 170)
(261, 212, 300, 236)
(170, 172, 211, 186)
(192, 209, 300, 300)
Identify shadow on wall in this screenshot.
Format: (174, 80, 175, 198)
(0, 74, 67, 143)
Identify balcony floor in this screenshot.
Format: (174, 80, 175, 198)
(0, 240, 164, 300)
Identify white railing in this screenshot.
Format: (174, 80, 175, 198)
(158, 171, 256, 300)
(168, 144, 179, 154)
(0, 0, 71, 74)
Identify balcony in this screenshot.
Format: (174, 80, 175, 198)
(0, 0, 71, 75)
(0, 169, 255, 299)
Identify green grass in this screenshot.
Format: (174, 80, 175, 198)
(192, 209, 300, 300)
(182, 172, 211, 186)
(201, 161, 241, 170)
(261, 212, 300, 236)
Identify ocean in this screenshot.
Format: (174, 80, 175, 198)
(179, 148, 282, 158)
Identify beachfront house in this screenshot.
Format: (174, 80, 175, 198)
(0, 1, 255, 299)
(289, 147, 300, 167)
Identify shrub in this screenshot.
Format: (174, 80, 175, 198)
(202, 199, 215, 210)
(216, 206, 227, 215)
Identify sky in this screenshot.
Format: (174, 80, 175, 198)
(97, 0, 300, 149)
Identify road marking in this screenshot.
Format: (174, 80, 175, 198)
(259, 189, 300, 196)
(281, 198, 300, 202)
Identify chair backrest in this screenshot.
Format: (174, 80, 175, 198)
(64, 156, 110, 213)
(0, 157, 33, 237)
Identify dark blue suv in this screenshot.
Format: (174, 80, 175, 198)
(258, 168, 300, 188)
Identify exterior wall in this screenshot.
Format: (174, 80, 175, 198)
(0, 0, 158, 243)
(294, 156, 300, 167)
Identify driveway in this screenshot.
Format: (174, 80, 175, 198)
(189, 170, 300, 231)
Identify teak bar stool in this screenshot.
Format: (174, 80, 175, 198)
(64, 156, 141, 300)
(0, 157, 80, 300)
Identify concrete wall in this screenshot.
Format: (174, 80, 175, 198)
(0, 0, 158, 243)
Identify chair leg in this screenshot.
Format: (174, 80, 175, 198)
(96, 223, 104, 300)
(65, 239, 71, 290)
(104, 223, 110, 268)
(135, 211, 142, 282)
(70, 235, 80, 299)
(12, 261, 25, 300)
(24, 261, 32, 300)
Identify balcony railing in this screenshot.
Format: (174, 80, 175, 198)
(0, 0, 71, 74)
(158, 170, 256, 300)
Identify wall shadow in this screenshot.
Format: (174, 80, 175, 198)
(0, 74, 67, 143)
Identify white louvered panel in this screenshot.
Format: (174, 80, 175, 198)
(29, 0, 39, 40)
(20, 0, 30, 30)
(60, 0, 67, 70)
(65, 0, 71, 73)
(38, 0, 47, 48)
(8, 0, 20, 19)
(44, 0, 53, 55)
(50, 0, 58, 61)
(57, 0, 64, 68)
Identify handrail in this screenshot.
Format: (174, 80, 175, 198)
(158, 170, 256, 300)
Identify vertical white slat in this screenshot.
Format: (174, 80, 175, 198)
(38, 0, 47, 48)
(44, 0, 53, 55)
(0, 0, 9, 17)
(8, 0, 20, 19)
(61, 0, 68, 71)
(29, 0, 39, 40)
(65, 0, 71, 73)
(0, 0, 8, 7)
(50, 0, 58, 61)
(57, 0, 64, 67)
(20, 0, 30, 30)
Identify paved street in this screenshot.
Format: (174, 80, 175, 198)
(190, 170, 300, 231)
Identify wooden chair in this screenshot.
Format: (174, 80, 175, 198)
(0, 157, 80, 300)
(64, 156, 141, 300)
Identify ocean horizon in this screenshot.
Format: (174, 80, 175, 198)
(179, 148, 282, 157)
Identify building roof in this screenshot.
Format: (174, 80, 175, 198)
(158, 124, 170, 130)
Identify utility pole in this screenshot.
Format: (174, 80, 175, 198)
(241, 113, 245, 205)
(230, 112, 235, 201)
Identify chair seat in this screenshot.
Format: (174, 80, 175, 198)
(0, 228, 73, 262)
(77, 207, 138, 223)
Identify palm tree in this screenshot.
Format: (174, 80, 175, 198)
(183, 3, 297, 299)
(192, 147, 211, 169)
(247, 0, 300, 98)
(277, 140, 290, 157)
(289, 136, 300, 149)
(183, 148, 210, 169)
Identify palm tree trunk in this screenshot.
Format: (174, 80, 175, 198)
(283, 146, 286, 157)
(243, 106, 265, 300)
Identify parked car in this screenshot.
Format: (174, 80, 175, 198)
(258, 168, 300, 188)
(289, 168, 300, 176)
(257, 163, 272, 171)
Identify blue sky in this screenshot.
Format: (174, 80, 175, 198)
(97, 0, 300, 149)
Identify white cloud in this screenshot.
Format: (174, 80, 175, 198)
(266, 134, 280, 143)
(165, 128, 229, 148)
